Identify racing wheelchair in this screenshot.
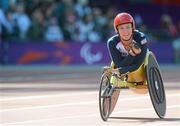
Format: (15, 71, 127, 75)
(99, 50, 166, 121)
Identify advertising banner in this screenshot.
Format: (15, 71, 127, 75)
(6, 42, 111, 65)
(3, 41, 174, 65)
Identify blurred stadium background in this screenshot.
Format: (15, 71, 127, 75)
(0, 0, 180, 66)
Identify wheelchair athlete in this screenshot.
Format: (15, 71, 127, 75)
(104, 12, 148, 90)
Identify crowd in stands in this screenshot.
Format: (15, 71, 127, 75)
(0, 0, 180, 43)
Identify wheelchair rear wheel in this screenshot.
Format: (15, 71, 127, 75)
(146, 53, 166, 118)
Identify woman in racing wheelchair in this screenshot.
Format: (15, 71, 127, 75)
(105, 12, 148, 89)
(100, 12, 166, 120)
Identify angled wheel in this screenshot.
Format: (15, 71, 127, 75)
(99, 72, 111, 121)
(108, 75, 120, 116)
(99, 72, 120, 121)
(146, 52, 166, 118)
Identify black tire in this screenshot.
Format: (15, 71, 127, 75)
(99, 72, 111, 121)
(146, 53, 166, 118)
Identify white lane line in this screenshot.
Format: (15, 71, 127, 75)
(140, 121, 180, 126)
(0, 91, 98, 101)
(113, 105, 180, 114)
(0, 101, 97, 112)
(0, 94, 179, 112)
(1, 105, 180, 125)
(1, 91, 179, 102)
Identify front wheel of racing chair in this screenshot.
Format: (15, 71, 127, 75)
(99, 72, 112, 121)
(99, 69, 121, 121)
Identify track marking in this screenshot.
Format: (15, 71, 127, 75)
(1, 105, 179, 125)
(113, 105, 180, 114)
(140, 121, 180, 126)
(0, 91, 98, 101)
(0, 101, 97, 112)
(0, 93, 179, 112)
(0, 91, 179, 102)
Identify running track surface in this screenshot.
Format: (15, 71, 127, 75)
(0, 65, 180, 126)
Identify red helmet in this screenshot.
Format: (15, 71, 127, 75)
(114, 12, 135, 33)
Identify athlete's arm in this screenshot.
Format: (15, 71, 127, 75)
(119, 44, 147, 74)
(107, 39, 135, 68)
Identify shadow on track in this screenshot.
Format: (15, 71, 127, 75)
(109, 116, 180, 123)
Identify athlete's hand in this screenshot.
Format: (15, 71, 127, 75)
(103, 66, 120, 75)
(103, 66, 112, 73)
(129, 40, 141, 56)
(111, 68, 120, 75)
(131, 40, 141, 54)
(129, 49, 136, 56)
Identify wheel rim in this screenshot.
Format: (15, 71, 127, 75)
(146, 53, 166, 118)
(150, 67, 165, 104)
(99, 73, 111, 121)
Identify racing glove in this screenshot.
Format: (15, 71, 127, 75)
(103, 66, 121, 75)
(111, 68, 121, 75)
(129, 40, 141, 56)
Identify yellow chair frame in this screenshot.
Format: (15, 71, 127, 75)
(110, 50, 153, 94)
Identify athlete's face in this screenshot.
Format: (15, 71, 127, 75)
(117, 23, 133, 41)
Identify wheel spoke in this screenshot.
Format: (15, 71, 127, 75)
(99, 73, 111, 121)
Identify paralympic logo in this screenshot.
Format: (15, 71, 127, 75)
(80, 43, 102, 64)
